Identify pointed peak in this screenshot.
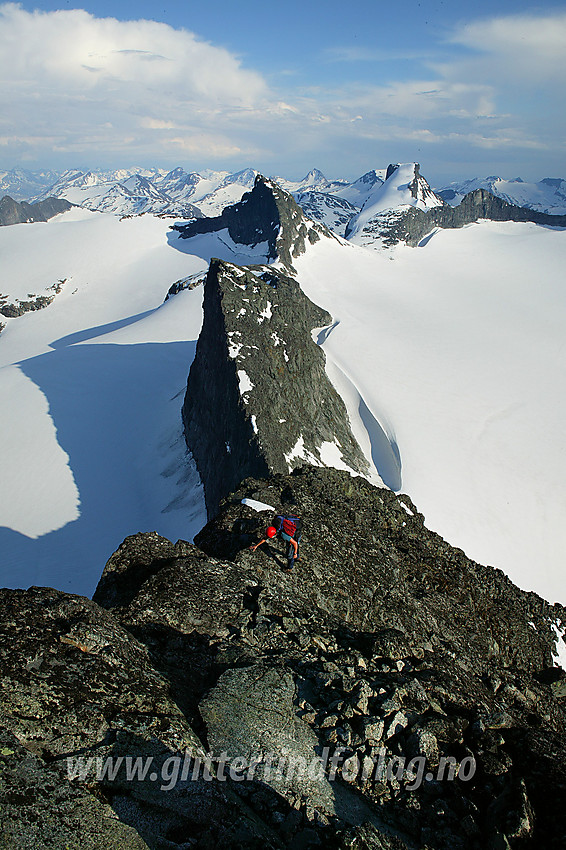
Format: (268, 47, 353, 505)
(174, 175, 331, 271)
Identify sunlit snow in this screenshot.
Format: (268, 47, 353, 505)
(295, 219, 566, 605)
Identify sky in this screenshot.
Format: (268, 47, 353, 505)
(1, 0, 565, 184)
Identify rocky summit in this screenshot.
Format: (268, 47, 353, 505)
(2, 466, 566, 849)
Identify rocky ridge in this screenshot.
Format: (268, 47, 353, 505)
(352, 188, 566, 248)
(173, 175, 332, 273)
(3, 468, 566, 848)
(182, 258, 372, 517)
(3, 155, 566, 850)
(0, 194, 72, 226)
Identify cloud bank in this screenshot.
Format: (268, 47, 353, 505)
(0, 2, 269, 163)
(1, 3, 565, 179)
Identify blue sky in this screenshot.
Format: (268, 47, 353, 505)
(1, 0, 565, 183)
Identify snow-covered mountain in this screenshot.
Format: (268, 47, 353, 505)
(0, 168, 61, 202)
(346, 162, 444, 244)
(331, 168, 387, 207)
(5, 163, 566, 231)
(294, 190, 358, 237)
(274, 167, 347, 195)
(194, 167, 259, 216)
(34, 168, 202, 218)
(439, 175, 566, 215)
(30, 166, 259, 219)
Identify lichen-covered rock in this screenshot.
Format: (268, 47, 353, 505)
(0, 586, 283, 849)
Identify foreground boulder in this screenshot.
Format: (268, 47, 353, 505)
(0, 585, 282, 848)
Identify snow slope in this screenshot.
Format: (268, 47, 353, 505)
(332, 169, 387, 207)
(0, 208, 275, 596)
(295, 220, 566, 606)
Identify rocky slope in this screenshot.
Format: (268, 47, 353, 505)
(182, 258, 371, 517)
(3, 467, 565, 848)
(295, 191, 359, 237)
(0, 194, 72, 226)
(438, 176, 566, 215)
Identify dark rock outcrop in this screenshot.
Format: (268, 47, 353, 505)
(173, 175, 331, 272)
(0, 279, 67, 318)
(182, 259, 371, 516)
(3, 467, 566, 847)
(0, 194, 72, 226)
(92, 466, 566, 849)
(0, 583, 283, 849)
(357, 188, 566, 247)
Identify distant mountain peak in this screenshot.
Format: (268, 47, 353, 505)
(345, 162, 443, 241)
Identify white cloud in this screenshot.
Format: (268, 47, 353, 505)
(449, 12, 566, 84)
(0, 2, 268, 163)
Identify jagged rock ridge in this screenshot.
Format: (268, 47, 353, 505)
(182, 259, 371, 516)
(173, 174, 332, 272)
(94, 467, 566, 849)
(0, 194, 72, 226)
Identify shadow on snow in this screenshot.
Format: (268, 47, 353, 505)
(0, 335, 203, 598)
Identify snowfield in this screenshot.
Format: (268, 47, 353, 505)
(0, 208, 272, 595)
(1, 204, 565, 610)
(295, 220, 566, 605)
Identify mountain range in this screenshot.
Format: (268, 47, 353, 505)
(2, 163, 566, 230)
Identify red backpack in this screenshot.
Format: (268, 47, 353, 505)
(279, 515, 299, 536)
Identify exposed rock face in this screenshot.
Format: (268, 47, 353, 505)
(0, 194, 72, 225)
(173, 175, 331, 272)
(386, 163, 443, 209)
(357, 188, 566, 247)
(182, 259, 371, 516)
(295, 190, 359, 237)
(92, 466, 566, 849)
